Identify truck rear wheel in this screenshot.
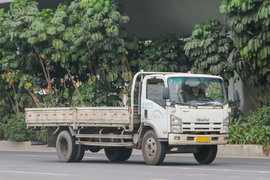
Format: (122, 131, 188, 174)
(193, 145, 217, 164)
(119, 148, 132, 161)
(56, 130, 77, 162)
(105, 147, 132, 162)
(73, 145, 85, 162)
(142, 130, 167, 165)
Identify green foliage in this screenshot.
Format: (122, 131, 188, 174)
(229, 106, 270, 153)
(0, 113, 46, 142)
(28, 127, 47, 142)
(220, 0, 270, 86)
(130, 34, 190, 73)
(229, 121, 270, 145)
(205, 83, 222, 100)
(64, 0, 129, 82)
(184, 20, 234, 82)
(246, 106, 270, 126)
(0, 0, 131, 141)
(0, 0, 130, 114)
(74, 77, 121, 107)
(4, 114, 28, 141)
(0, 122, 5, 139)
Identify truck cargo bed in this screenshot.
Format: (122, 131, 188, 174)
(25, 107, 132, 129)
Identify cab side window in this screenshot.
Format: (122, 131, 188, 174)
(146, 79, 166, 108)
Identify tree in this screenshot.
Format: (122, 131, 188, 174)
(129, 34, 190, 73)
(0, 0, 131, 139)
(0, 0, 40, 116)
(220, 0, 270, 86)
(184, 20, 234, 83)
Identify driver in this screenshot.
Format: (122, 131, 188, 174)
(185, 84, 206, 101)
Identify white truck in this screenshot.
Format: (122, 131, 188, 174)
(25, 72, 230, 165)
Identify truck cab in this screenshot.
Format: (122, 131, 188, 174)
(132, 72, 229, 164)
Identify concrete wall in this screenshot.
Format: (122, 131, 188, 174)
(228, 72, 262, 117)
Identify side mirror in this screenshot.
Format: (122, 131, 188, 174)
(233, 90, 240, 102)
(163, 87, 170, 99)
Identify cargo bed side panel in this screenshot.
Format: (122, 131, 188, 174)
(25, 107, 131, 127)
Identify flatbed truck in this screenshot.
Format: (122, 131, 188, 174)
(25, 72, 230, 165)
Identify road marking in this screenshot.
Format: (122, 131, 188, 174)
(0, 170, 71, 176)
(155, 166, 270, 174)
(17, 154, 100, 160)
(187, 174, 213, 176)
(17, 155, 56, 158)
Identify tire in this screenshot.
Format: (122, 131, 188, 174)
(193, 145, 217, 164)
(104, 147, 132, 162)
(73, 145, 85, 162)
(118, 148, 132, 161)
(141, 130, 167, 165)
(88, 146, 102, 153)
(56, 130, 77, 162)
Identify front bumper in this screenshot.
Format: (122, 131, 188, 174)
(168, 133, 228, 145)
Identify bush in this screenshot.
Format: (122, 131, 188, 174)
(3, 113, 47, 142)
(28, 127, 47, 142)
(246, 106, 270, 126)
(4, 113, 28, 141)
(229, 106, 270, 154)
(0, 123, 5, 139)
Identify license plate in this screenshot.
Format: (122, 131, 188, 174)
(196, 137, 210, 142)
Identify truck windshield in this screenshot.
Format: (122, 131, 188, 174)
(168, 77, 227, 106)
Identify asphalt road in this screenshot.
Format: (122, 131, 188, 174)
(0, 151, 269, 180)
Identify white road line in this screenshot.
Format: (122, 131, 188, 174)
(17, 155, 56, 158)
(17, 155, 99, 159)
(0, 170, 71, 176)
(156, 166, 270, 174)
(186, 174, 213, 177)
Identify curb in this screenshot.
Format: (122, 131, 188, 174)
(0, 141, 55, 152)
(217, 144, 269, 158)
(0, 141, 269, 158)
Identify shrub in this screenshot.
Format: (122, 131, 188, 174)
(4, 113, 28, 141)
(246, 106, 270, 126)
(229, 106, 270, 155)
(0, 123, 5, 139)
(3, 113, 47, 142)
(28, 127, 47, 142)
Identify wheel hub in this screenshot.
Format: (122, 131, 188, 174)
(60, 139, 68, 156)
(145, 137, 157, 157)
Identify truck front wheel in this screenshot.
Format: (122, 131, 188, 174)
(193, 145, 217, 164)
(142, 130, 167, 165)
(56, 130, 77, 162)
(105, 147, 132, 162)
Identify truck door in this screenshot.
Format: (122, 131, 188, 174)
(141, 77, 167, 138)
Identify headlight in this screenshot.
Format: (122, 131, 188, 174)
(170, 115, 182, 133)
(223, 126, 228, 132)
(171, 126, 181, 133)
(223, 116, 229, 126)
(170, 115, 182, 126)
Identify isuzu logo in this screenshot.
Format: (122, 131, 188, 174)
(196, 118, 209, 122)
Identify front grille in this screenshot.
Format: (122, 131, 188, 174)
(182, 122, 223, 132)
(195, 123, 210, 125)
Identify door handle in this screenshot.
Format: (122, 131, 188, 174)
(144, 110, 148, 119)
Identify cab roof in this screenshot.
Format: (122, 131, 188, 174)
(145, 73, 223, 80)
